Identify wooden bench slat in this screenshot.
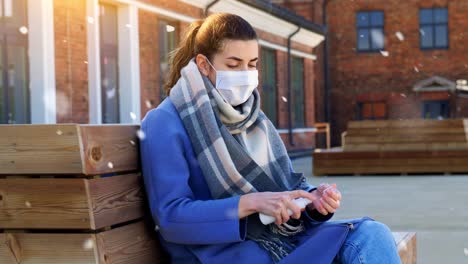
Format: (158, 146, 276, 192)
(0, 221, 164, 264)
(0, 124, 140, 175)
(313, 149, 468, 175)
(348, 119, 465, 129)
(0, 174, 145, 230)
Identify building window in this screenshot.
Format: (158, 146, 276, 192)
(423, 100, 449, 119)
(291, 56, 305, 128)
(99, 3, 120, 123)
(357, 102, 387, 120)
(419, 8, 448, 49)
(356, 11, 384, 52)
(159, 19, 178, 100)
(260, 48, 277, 126)
(0, 0, 29, 124)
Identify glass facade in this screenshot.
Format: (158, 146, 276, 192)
(99, 3, 120, 123)
(0, 0, 29, 124)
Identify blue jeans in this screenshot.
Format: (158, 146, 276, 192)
(331, 220, 402, 264)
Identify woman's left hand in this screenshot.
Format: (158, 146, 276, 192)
(307, 183, 342, 215)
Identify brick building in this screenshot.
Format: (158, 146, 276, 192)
(277, 0, 468, 146)
(0, 0, 325, 151)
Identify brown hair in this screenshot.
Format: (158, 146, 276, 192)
(163, 13, 258, 95)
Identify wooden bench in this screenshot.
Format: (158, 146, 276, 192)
(393, 232, 417, 264)
(314, 119, 468, 176)
(0, 124, 169, 263)
(1, 124, 415, 263)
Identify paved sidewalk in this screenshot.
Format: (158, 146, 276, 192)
(292, 156, 468, 264)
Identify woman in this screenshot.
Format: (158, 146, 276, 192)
(140, 13, 401, 264)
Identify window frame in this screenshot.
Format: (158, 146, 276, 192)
(356, 101, 388, 121)
(356, 10, 385, 53)
(422, 100, 450, 119)
(419, 7, 449, 50)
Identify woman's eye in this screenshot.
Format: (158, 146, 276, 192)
(227, 65, 238, 69)
(249, 65, 257, 69)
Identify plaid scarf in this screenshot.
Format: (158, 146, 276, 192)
(169, 59, 306, 262)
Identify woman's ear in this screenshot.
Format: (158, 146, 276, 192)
(195, 54, 210, 76)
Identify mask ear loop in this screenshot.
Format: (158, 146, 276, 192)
(202, 55, 217, 73)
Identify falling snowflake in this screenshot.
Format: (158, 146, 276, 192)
(395, 31, 404, 41)
(106, 87, 116, 99)
(281, 96, 288, 102)
(25, 201, 32, 208)
(87, 16, 95, 24)
(107, 162, 114, 169)
(419, 29, 425, 36)
(83, 238, 94, 250)
(464, 248, 468, 256)
(166, 25, 175, 32)
(380, 50, 389, 57)
(84, 61, 88, 64)
(18, 26, 28, 35)
(130, 112, 137, 120)
(136, 130, 146, 140)
(224, 208, 238, 219)
(145, 100, 153, 109)
(125, 23, 132, 28)
(129, 140, 136, 146)
(371, 30, 384, 48)
(56, 129, 63, 136)
(400, 93, 407, 98)
(46, 90, 70, 120)
(414, 66, 420, 72)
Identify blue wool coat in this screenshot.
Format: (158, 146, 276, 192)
(140, 98, 369, 264)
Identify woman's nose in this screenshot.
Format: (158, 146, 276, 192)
(240, 64, 249, 71)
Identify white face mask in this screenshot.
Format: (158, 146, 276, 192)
(205, 57, 258, 106)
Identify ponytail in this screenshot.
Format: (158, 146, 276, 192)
(164, 20, 204, 96)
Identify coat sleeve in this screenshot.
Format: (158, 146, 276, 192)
(140, 108, 247, 245)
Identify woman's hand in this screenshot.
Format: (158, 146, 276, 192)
(238, 190, 318, 225)
(307, 183, 342, 215)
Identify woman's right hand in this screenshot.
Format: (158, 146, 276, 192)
(238, 190, 318, 225)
